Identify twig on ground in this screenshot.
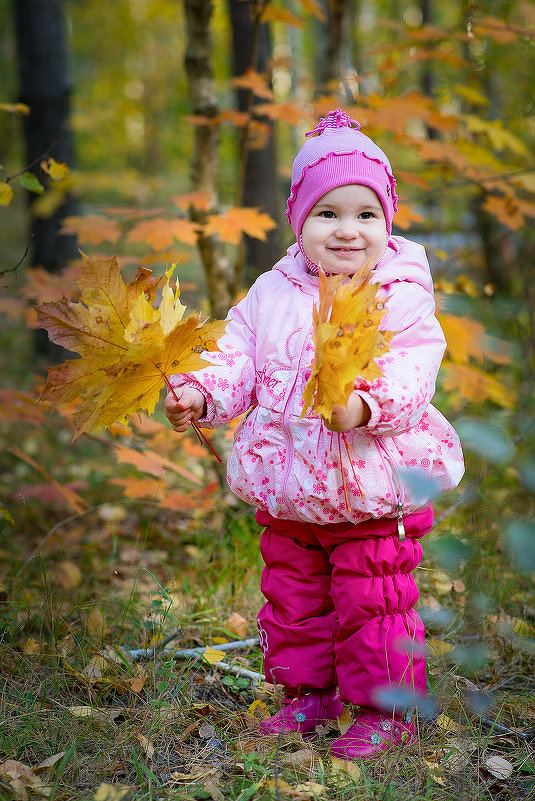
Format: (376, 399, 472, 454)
(129, 636, 264, 684)
(478, 716, 535, 742)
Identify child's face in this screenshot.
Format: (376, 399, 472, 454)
(301, 184, 388, 275)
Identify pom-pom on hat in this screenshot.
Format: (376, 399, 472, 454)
(286, 109, 398, 237)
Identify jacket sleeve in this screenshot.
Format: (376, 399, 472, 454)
(169, 285, 260, 428)
(354, 277, 446, 437)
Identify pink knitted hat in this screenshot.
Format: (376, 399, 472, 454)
(286, 109, 398, 238)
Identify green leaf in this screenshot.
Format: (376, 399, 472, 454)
(20, 171, 45, 194)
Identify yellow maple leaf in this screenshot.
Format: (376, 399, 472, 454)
(35, 254, 226, 439)
(301, 267, 395, 423)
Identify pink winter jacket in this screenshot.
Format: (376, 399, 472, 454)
(171, 236, 464, 525)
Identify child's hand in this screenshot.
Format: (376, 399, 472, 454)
(164, 387, 206, 432)
(324, 391, 371, 433)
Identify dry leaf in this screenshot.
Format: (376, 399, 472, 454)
(0, 759, 52, 800)
(35, 255, 226, 438)
(301, 267, 394, 422)
(423, 759, 446, 786)
(136, 734, 155, 759)
(203, 647, 227, 664)
(94, 784, 131, 801)
(55, 561, 83, 591)
(34, 753, 67, 774)
(484, 754, 513, 779)
(282, 748, 318, 770)
(427, 638, 455, 658)
(86, 609, 107, 639)
(435, 713, 459, 732)
(225, 612, 248, 639)
(336, 708, 352, 735)
(68, 705, 102, 719)
(295, 781, 325, 797)
(329, 757, 361, 782)
(22, 637, 42, 655)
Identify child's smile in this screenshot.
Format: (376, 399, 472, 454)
(301, 184, 388, 275)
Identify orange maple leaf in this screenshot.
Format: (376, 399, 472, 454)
(231, 68, 274, 100)
(393, 203, 424, 230)
(126, 217, 200, 249)
(203, 207, 276, 245)
(172, 192, 214, 212)
(301, 266, 395, 422)
(439, 313, 512, 365)
(35, 253, 226, 439)
(254, 101, 310, 126)
(61, 215, 122, 244)
(441, 362, 515, 409)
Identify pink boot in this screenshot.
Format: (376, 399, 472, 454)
(329, 709, 417, 760)
(258, 688, 343, 735)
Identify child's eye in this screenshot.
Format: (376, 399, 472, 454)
(359, 211, 374, 220)
(319, 210, 336, 218)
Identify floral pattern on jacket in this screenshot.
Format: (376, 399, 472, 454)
(170, 237, 464, 524)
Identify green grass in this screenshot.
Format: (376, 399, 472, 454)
(0, 269, 534, 800)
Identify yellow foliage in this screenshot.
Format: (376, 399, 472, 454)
(35, 254, 226, 438)
(441, 362, 515, 409)
(301, 267, 394, 422)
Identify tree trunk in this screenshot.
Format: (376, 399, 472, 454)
(228, 0, 281, 284)
(13, 0, 78, 359)
(315, 0, 356, 101)
(184, 0, 233, 319)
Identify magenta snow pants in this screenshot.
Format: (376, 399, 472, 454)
(256, 506, 433, 709)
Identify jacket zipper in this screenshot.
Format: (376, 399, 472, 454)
(375, 437, 406, 542)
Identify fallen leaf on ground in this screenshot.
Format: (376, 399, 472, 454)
(246, 699, 270, 720)
(484, 754, 513, 779)
(203, 647, 227, 664)
(0, 759, 52, 800)
(423, 759, 446, 786)
(329, 757, 361, 782)
(225, 612, 249, 639)
(94, 784, 131, 801)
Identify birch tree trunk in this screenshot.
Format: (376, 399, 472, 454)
(184, 0, 233, 318)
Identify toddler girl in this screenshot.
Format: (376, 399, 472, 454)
(165, 109, 464, 760)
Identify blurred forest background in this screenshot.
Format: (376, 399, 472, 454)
(0, 1, 534, 800)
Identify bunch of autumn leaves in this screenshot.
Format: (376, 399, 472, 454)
(37, 254, 392, 438)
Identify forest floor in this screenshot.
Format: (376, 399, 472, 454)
(0, 303, 534, 801)
(1, 457, 534, 801)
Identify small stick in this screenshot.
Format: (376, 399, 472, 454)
(128, 636, 259, 662)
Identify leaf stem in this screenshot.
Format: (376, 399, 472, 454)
(162, 373, 222, 463)
(337, 433, 351, 512)
(342, 432, 364, 497)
